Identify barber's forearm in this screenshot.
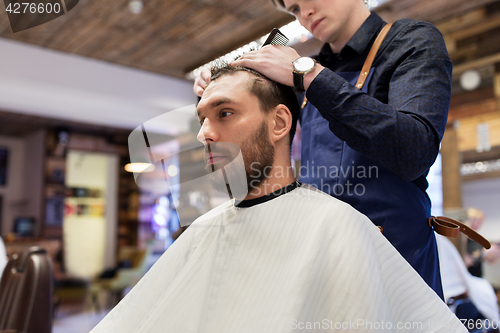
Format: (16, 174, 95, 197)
(303, 64, 324, 91)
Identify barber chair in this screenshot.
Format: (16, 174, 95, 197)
(0, 246, 54, 333)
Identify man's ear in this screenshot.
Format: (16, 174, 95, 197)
(271, 104, 292, 144)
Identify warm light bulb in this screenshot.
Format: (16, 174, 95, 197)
(124, 162, 155, 173)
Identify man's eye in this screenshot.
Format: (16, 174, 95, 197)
(199, 118, 205, 126)
(220, 111, 232, 118)
(290, 6, 299, 14)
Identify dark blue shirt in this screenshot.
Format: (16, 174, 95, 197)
(300, 12, 452, 299)
(307, 12, 452, 189)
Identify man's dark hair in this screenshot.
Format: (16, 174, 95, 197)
(210, 64, 300, 148)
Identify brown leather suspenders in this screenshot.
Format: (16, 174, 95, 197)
(355, 23, 392, 89)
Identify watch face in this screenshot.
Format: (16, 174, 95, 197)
(294, 57, 315, 72)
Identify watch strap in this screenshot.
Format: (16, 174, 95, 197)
(293, 71, 305, 92)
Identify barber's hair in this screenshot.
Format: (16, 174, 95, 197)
(210, 64, 300, 148)
(269, 0, 287, 12)
(270, 0, 370, 11)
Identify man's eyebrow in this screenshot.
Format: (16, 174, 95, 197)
(197, 98, 234, 117)
(211, 98, 233, 108)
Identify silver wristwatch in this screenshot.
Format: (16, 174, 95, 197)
(292, 57, 316, 92)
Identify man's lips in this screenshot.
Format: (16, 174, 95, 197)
(311, 18, 324, 32)
(205, 154, 226, 165)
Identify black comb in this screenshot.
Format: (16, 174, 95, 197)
(262, 28, 289, 47)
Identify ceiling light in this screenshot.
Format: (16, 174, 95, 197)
(128, 0, 143, 14)
(461, 159, 500, 175)
(460, 70, 481, 91)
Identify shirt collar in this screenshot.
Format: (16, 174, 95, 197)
(235, 181, 301, 208)
(319, 11, 386, 58)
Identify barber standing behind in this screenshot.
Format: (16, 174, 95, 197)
(194, 0, 452, 299)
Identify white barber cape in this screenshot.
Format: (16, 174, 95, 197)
(91, 184, 465, 333)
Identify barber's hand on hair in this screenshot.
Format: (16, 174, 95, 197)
(231, 45, 324, 90)
(193, 68, 211, 97)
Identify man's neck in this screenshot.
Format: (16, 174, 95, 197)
(244, 164, 295, 201)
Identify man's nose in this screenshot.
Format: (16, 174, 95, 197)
(197, 119, 217, 144)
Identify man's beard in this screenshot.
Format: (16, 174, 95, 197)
(205, 121, 275, 200)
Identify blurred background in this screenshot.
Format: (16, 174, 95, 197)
(1, 0, 500, 332)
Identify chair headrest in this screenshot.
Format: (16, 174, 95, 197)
(15, 246, 47, 272)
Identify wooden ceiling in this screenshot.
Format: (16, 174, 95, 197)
(379, 0, 500, 105)
(0, 0, 293, 79)
(0, 0, 499, 80)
